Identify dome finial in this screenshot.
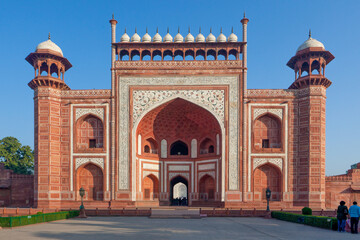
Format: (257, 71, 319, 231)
(146, 27, 148, 33)
(189, 26, 191, 33)
(309, 29, 312, 38)
(178, 26, 180, 33)
(199, 27, 201, 33)
(167, 27, 169, 33)
(220, 27, 223, 33)
(124, 27, 127, 33)
(232, 27, 234, 33)
(112, 13, 114, 19)
(244, 11, 246, 18)
(157, 27, 159, 33)
(210, 27, 212, 33)
(48, 32, 51, 40)
(135, 27, 137, 33)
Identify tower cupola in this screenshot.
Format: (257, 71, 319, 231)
(287, 31, 334, 89)
(26, 34, 72, 90)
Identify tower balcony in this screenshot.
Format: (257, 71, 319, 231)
(288, 74, 332, 89)
(28, 76, 70, 90)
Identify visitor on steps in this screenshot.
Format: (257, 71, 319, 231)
(349, 201, 360, 234)
(337, 201, 348, 232)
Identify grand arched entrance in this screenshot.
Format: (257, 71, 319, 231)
(170, 176, 188, 206)
(77, 163, 103, 201)
(135, 97, 223, 206)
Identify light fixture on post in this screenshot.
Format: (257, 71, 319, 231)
(79, 187, 87, 218)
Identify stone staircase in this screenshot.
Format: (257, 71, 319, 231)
(150, 208, 203, 219)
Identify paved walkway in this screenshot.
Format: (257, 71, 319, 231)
(0, 217, 359, 240)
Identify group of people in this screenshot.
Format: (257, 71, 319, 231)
(337, 201, 360, 233)
(171, 197, 188, 206)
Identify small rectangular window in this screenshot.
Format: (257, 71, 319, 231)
(89, 139, 96, 148)
(262, 139, 269, 148)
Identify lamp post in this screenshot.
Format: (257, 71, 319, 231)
(79, 187, 87, 218)
(266, 187, 271, 212)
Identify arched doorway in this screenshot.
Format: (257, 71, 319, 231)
(253, 163, 281, 201)
(142, 174, 159, 200)
(170, 175, 188, 206)
(77, 163, 103, 201)
(199, 174, 215, 200)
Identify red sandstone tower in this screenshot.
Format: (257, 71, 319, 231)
(287, 31, 334, 208)
(26, 34, 72, 208)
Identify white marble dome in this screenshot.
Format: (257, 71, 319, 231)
(174, 29, 184, 43)
(297, 37, 325, 53)
(131, 29, 141, 42)
(195, 28, 205, 42)
(142, 29, 151, 42)
(185, 31, 194, 43)
(153, 28, 162, 42)
(36, 38, 63, 56)
(228, 28, 238, 42)
(120, 29, 130, 42)
(163, 29, 173, 42)
(206, 29, 216, 42)
(217, 29, 226, 42)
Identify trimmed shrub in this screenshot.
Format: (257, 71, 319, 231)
(271, 211, 337, 231)
(0, 210, 79, 228)
(302, 207, 312, 215)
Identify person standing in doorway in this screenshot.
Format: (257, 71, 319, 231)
(349, 201, 360, 234)
(337, 201, 348, 232)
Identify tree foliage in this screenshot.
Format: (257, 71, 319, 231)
(0, 136, 34, 175)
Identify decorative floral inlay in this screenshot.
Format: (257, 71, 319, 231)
(132, 90, 225, 124)
(253, 158, 282, 171)
(253, 108, 283, 120)
(75, 108, 104, 121)
(75, 158, 104, 170)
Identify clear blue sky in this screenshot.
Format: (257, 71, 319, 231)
(0, 0, 359, 176)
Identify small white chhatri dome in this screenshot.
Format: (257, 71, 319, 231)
(206, 28, 216, 42)
(217, 28, 226, 42)
(174, 27, 183, 43)
(120, 28, 130, 42)
(195, 27, 205, 42)
(297, 30, 325, 53)
(153, 28, 162, 42)
(36, 33, 63, 56)
(228, 27, 238, 42)
(131, 28, 141, 42)
(185, 27, 194, 42)
(142, 28, 151, 42)
(163, 28, 173, 42)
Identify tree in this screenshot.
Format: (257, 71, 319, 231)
(0, 136, 34, 175)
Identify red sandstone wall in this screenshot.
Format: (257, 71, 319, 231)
(0, 164, 34, 207)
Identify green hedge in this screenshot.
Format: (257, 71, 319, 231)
(271, 211, 337, 230)
(0, 210, 79, 228)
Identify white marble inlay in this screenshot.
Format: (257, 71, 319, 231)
(143, 163, 160, 170)
(75, 158, 104, 170)
(169, 165, 190, 171)
(253, 108, 283, 120)
(198, 163, 215, 171)
(253, 158, 283, 171)
(75, 108, 104, 121)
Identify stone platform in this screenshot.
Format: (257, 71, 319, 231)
(150, 208, 202, 219)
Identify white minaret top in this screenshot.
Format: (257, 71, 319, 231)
(206, 28, 216, 42)
(153, 27, 162, 42)
(195, 27, 205, 42)
(185, 27, 194, 42)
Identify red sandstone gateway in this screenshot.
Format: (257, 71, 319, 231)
(21, 15, 349, 210)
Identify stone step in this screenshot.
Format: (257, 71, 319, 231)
(150, 208, 203, 219)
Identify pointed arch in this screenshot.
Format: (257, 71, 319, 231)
(76, 163, 104, 201)
(253, 163, 282, 201)
(253, 113, 282, 150)
(199, 174, 215, 200)
(76, 114, 104, 150)
(142, 174, 159, 200)
(170, 140, 188, 155)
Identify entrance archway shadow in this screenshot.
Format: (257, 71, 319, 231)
(170, 175, 188, 206)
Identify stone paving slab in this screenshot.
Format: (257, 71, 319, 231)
(0, 217, 359, 240)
